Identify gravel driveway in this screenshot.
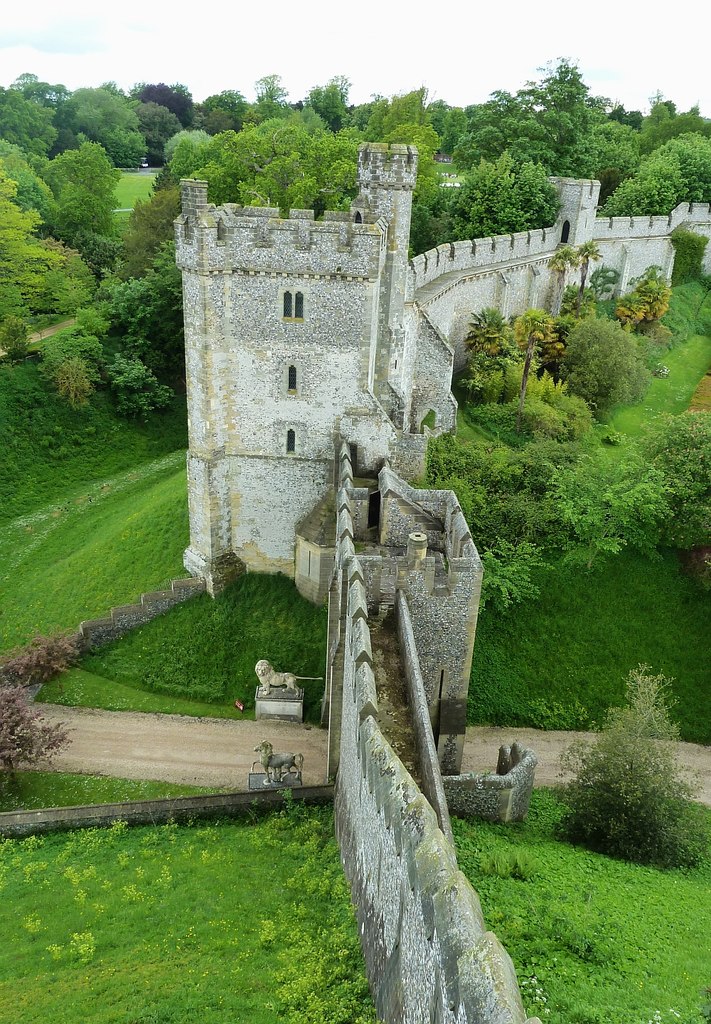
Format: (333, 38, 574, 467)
(37, 705, 711, 806)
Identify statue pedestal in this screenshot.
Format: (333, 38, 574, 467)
(254, 686, 304, 723)
(248, 772, 303, 790)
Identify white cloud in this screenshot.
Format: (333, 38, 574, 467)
(0, 0, 709, 114)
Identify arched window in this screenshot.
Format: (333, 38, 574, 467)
(354, 211, 363, 224)
(288, 365, 297, 391)
(216, 218, 227, 242)
(286, 429, 296, 453)
(294, 291, 304, 319)
(283, 291, 293, 318)
(561, 220, 571, 243)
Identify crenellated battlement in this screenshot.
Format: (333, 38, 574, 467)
(357, 142, 418, 190)
(176, 179, 385, 279)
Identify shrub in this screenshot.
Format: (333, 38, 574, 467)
(0, 315, 29, 363)
(40, 327, 104, 383)
(560, 666, 709, 867)
(670, 228, 708, 285)
(54, 355, 94, 407)
(560, 317, 650, 415)
(0, 633, 82, 688)
(0, 686, 70, 773)
(107, 354, 174, 418)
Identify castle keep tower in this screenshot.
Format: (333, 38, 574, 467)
(176, 144, 428, 594)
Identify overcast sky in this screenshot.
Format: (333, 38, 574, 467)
(1, 0, 709, 115)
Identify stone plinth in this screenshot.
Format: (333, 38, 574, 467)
(254, 686, 304, 723)
(248, 772, 303, 791)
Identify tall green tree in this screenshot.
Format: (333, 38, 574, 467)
(451, 154, 559, 240)
(63, 88, 144, 166)
(134, 102, 181, 165)
(132, 83, 194, 128)
(465, 308, 514, 357)
(0, 168, 59, 317)
(196, 91, 248, 135)
(306, 78, 350, 133)
(192, 122, 359, 215)
(455, 60, 607, 177)
(0, 87, 57, 157)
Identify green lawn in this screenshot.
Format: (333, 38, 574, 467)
(455, 791, 711, 1024)
(604, 332, 711, 437)
(0, 771, 220, 812)
(39, 574, 328, 721)
(114, 171, 157, 210)
(0, 457, 188, 651)
(471, 549, 711, 743)
(0, 362, 187, 522)
(0, 806, 374, 1024)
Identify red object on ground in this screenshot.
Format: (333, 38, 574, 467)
(234, 699, 244, 712)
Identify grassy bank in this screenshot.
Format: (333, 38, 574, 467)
(455, 790, 711, 1024)
(471, 549, 710, 743)
(0, 772, 220, 812)
(0, 805, 374, 1024)
(1, 456, 188, 652)
(39, 574, 328, 721)
(0, 361, 186, 522)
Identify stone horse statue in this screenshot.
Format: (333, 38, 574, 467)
(252, 740, 304, 786)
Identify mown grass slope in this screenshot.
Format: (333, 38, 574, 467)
(0, 806, 374, 1024)
(455, 791, 711, 1024)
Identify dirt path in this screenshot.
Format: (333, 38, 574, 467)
(37, 705, 328, 790)
(462, 726, 711, 806)
(37, 706, 711, 806)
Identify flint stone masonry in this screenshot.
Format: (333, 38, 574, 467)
(444, 743, 538, 824)
(330, 445, 538, 1024)
(178, 144, 442, 594)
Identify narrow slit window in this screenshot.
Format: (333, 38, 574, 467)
(286, 429, 296, 453)
(288, 365, 297, 391)
(294, 291, 304, 319)
(283, 291, 293, 318)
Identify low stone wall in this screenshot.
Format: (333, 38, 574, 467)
(444, 744, 537, 823)
(0, 785, 334, 839)
(395, 590, 452, 842)
(331, 442, 539, 1024)
(79, 577, 206, 649)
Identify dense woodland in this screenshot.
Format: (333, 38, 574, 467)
(1, 60, 709, 648)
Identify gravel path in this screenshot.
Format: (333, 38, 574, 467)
(37, 705, 711, 806)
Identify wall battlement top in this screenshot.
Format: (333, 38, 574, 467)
(357, 142, 418, 189)
(177, 179, 385, 277)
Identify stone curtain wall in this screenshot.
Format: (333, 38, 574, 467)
(332, 443, 538, 1024)
(408, 188, 711, 371)
(395, 589, 453, 841)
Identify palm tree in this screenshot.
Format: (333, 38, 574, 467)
(464, 307, 513, 357)
(513, 309, 556, 432)
(549, 245, 580, 315)
(575, 241, 601, 316)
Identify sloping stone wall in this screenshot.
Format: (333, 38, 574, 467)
(79, 577, 206, 649)
(331, 444, 539, 1024)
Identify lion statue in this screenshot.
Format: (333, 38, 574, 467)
(252, 740, 303, 785)
(254, 659, 321, 697)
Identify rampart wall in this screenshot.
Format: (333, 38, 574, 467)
(332, 444, 538, 1024)
(79, 577, 206, 649)
(408, 194, 711, 370)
